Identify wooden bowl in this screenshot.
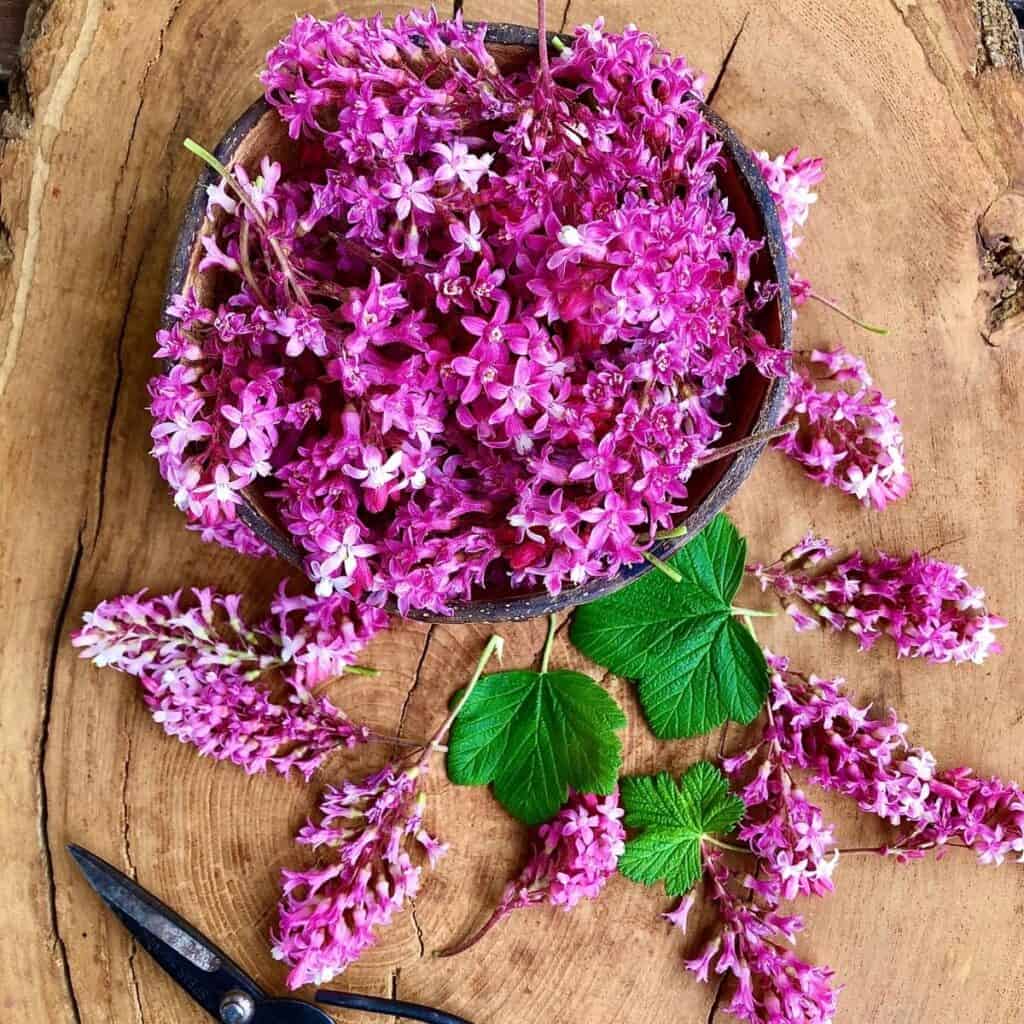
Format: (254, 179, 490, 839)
(162, 23, 792, 623)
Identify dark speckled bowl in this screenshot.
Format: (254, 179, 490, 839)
(163, 23, 792, 623)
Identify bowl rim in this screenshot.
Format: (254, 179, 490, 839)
(161, 21, 792, 623)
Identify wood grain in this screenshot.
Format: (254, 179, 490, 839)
(0, 2, 1022, 1023)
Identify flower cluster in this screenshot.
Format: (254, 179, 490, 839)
(751, 148, 824, 304)
(678, 849, 839, 1024)
(273, 761, 446, 987)
(150, 10, 788, 614)
(272, 632, 501, 986)
(723, 746, 838, 903)
(773, 347, 910, 509)
(442, 789, 625, 955)
(71, 587, 384, 777)
(758, 653, 1024, 864)
(749, 533, 1005, 664)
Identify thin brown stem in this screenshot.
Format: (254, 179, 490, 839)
(238, 219, 269, 306)
(436, 905, 512, 958)
(367, 731, 427, 749)
(695, 423, 797, 468)
(537, 0, 552, 90)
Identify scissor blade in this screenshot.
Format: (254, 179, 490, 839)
(68, 844, 265, 1019)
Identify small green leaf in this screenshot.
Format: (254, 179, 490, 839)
(619, 762, 744, 896)
(447, 668, 627, 825)
(571, 514, 768, 738)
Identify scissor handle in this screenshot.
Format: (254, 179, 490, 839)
(315, 989, 474, 1024)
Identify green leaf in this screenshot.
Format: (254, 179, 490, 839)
(447, 668, 627, 825)
(619, 762, 744, 896)
(570, 514, 768, 738)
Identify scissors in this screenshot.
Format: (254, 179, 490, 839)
(68, 844, 474, 1024)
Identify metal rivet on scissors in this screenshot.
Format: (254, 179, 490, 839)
(67, 844, 474, 1024)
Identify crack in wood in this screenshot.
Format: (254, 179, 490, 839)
(717, 721, 730, 759)
(92, 261, 133, 549)
(120, 724, 145, 1024)
(409, 900, 426, 958)
(705, 973, 727, 1024)
(126, 939, 145, 1024)
(0, 0, 103, 398)
(978, 224, 1024, 341)
(0, 213, 12, 266)
(389, 966, 401, 1021)
(40, 524, 86, 1024)
(558, 0, 573, 33)
(97, 101, 185, 549)
(705, 12, 750, 108)
(397, 626, 436, 743)
(114, 0, 184, 206)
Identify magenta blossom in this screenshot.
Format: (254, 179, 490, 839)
(678, 848, 839, 1024)
(774, 347, 911, 509)
(749, 533, 1005, 664)
(752, 148, 824, 304)
(273, 762, 445, 986)
(71, 586, 386, 777)
(440, 789, 626, 956)
(273, 634, 502, 987)
(761, 652, 1024, 864)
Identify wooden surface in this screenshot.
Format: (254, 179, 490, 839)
(2, 2, 1023, 1023)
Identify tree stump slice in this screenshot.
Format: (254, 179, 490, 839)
(1, 2, 1023, 1023)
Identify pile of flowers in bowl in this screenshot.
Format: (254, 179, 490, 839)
(150, 9, 790, 617)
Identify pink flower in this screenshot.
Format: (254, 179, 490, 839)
(440, 790, 625, 956)
(722, 749, 839, 903)
(682, 848, 840, 1024)
(273, 762, 445, 987)
(752, 148, 824, 259)
(749, 535, 1005, 664)
(449, 210, 486, 255)
(775, 347, 911, 508)
(569, 433, 633, 492)
(381, 162, 436, 220)
(71, 588, 376, 778)
(158, 12, 800, 611)
(758, 653, 1024, 865)
(432, 140, 492, 191)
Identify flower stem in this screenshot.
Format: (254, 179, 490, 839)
(643, 550, 683, 583)
(730, 607, 777, 618)
(183, 137, 229, 177)
(695, 423, 797, 468)
(809, 291, 889, 335)
(345, 665, 380, 677)
(426, 634, 504, 756)
(183, 136, 310, 307)
(540, 614, 557, 675)
(367, 731, 427, 748)
(537, 0, 552, 90)
(655, 523, 689, 541)
(436, 904, 512, 958)
(703, 836, 752, 855)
